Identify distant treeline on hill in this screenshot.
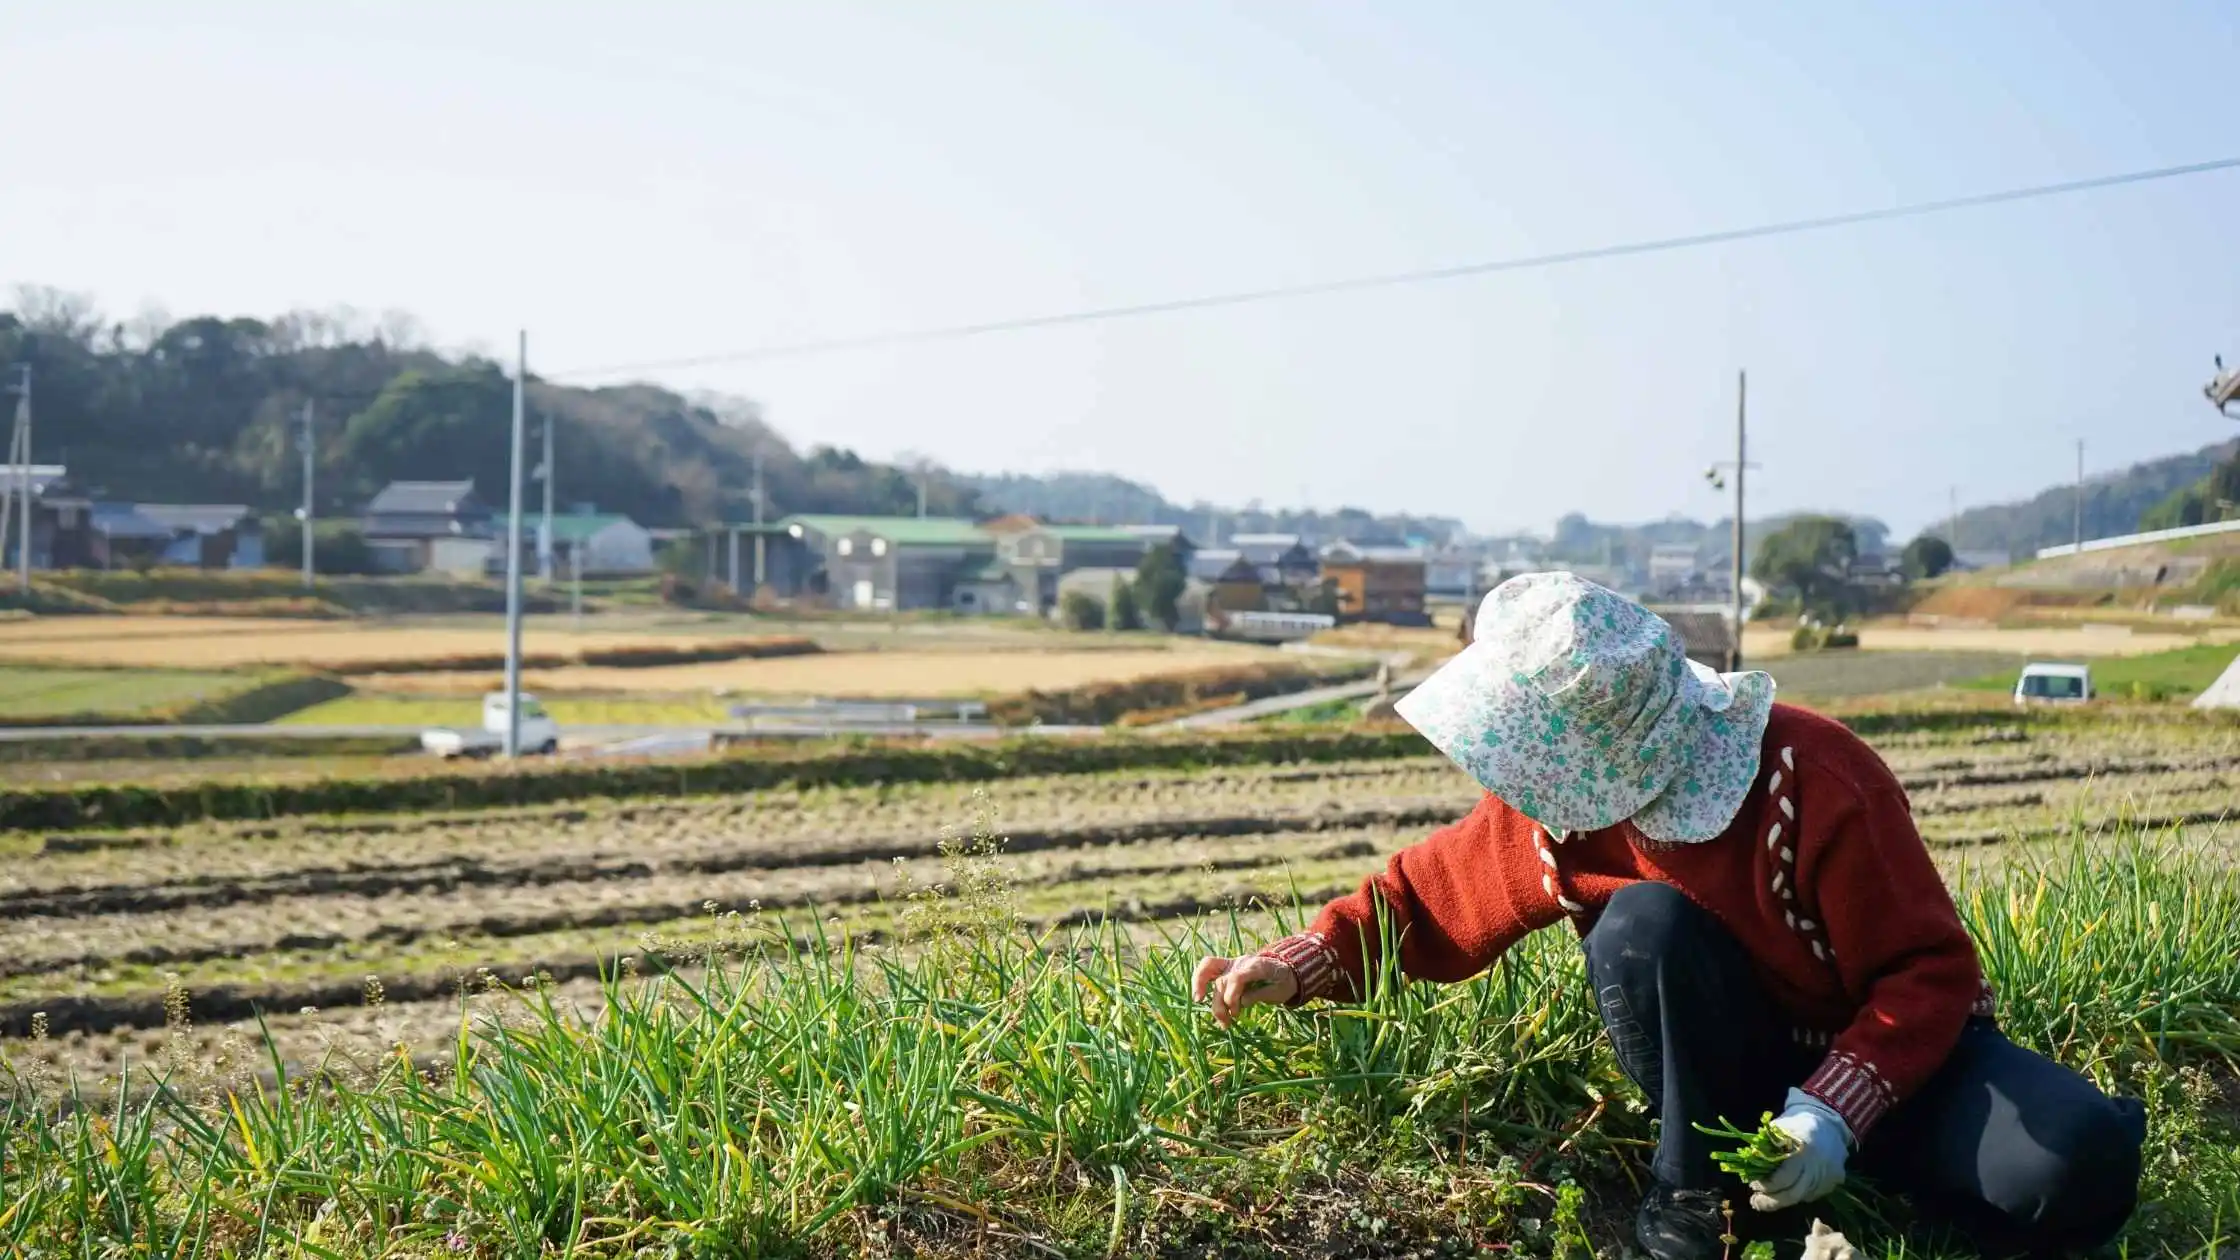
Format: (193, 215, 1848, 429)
(0, 288, 979, 530)
(954, 470, 1470, 547)
(1937, 439, 2240, 558)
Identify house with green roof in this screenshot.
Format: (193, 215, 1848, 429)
(781, 514, 1014, 612)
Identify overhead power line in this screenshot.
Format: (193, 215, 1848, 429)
(552, 155, 2240, 380)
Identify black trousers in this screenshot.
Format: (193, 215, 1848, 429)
(1583, 881, 2147, 1257)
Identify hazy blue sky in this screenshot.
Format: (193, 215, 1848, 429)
(3, 2, 2236, 536)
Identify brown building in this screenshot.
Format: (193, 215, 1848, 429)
(1646, 605, 1738, 670)
(1197, 552, 1268, 616)
(1320, 542, 1430, 626)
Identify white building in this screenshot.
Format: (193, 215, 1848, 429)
(1648, 544, 1701, 590)
(499, 512, 657, 577)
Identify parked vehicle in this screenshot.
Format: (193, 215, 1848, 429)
(2014, 662, 2093, 705)
(421, 692, 561, 757)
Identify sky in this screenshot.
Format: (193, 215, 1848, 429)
(2, 1, 2236, 538)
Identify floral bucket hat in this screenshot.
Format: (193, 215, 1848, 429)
(1395, 572, 1776, 843)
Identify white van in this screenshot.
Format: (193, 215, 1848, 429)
(2013, 663, 2093, 705)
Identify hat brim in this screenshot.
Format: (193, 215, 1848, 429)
(1629, 662, 1777, 843)
(1395, 647, 1775, 840)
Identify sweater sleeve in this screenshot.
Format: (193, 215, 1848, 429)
(1792, 739, 1985, 1140)
(1257, 793, 1555, 1005)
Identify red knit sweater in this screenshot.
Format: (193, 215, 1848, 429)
(1258, 703, 1990, 1139)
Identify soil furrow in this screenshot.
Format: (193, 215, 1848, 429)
(0, 803, 1462, 919)
(0, 838, 1384, 981)
(0, 886, 1354, 1038)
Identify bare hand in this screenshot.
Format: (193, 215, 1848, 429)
(1191, 954, 1297, 1026)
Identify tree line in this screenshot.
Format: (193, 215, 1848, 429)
(0, 288, 978, 534)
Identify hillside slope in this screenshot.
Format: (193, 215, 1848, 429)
(0, 291, 976, 529)
(1938, 439, 2240, 558)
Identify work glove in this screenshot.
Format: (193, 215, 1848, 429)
(1749, 1088, 1853, 1212)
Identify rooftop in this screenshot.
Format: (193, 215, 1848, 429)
(781, 514, 992, 547)
(116, 503, 254, 534)
(496, 512, 638, 544)
(1042, 524, 1151, 545)
(1322, 540, 1426, 564)
(367, 480, 482, 517)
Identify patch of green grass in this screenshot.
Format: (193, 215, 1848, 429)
(0, 664, 253, 721)
(280, 691, 733, 727)
(1261, 696, 1362, 725)
(3, 823, 2236, 1256)
(1957, 641, 2240, 702)
(1760, 650, 2027, 699)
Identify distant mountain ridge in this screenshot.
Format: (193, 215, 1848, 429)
(952, 470, 1470, 547)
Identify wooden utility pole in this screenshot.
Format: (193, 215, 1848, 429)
(1704, 372, 1753, 671)
(299, 399, 316, 589)
(2073, 439, 2085, 553)
(1730, 371, 1746, 672)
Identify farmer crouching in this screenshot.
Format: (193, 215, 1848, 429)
(1193, 573, 2146, 1259)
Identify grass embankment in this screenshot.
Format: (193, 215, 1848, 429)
(280, 692, 736, 728)
(4, 827, 2237, 1257)
(988, 658, 1376, 727)
(13, 570, 568, 618)
(0, 667, 351, 728)
(0, 665, 251, 721)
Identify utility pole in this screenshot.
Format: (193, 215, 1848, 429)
(503, 331, 528, 759)
(571, 539, 583, 628)
(2073, 439, 2085, 553)
(5, 365, 29, 594)
(539, 409, 555, 583)
(751, 449, 767, 591)
(1949, 487, 1961, 555)
(1731, 370, 1746, 672)
(1703, 371, 1756, 671)
(298, 399, 316, 589)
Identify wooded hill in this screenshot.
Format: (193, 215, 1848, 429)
(0, 290, 977, 528)
(1936, 438, 2240, 558)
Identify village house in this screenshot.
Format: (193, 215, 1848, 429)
(361, 480, 495, 575)
(1647, 543, 1701, 594)
(1645, 605, 1740, 671)
(1423, 546, 1479, 599)
(1228, 533, 1320, 587)
(89, 503, 263, 570)
(1319, 541, 1431, 625)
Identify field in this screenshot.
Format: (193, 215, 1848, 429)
(0, 617, 814, 671)
(339, 645, 1287, 700)
(0, 664, 249, 719)
(1957, 640, 2240, 702)
(3, 713, 2238, 1255)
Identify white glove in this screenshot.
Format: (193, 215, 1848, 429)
(1749, 1088, 1853, 1212)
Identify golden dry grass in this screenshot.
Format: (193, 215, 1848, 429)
(358, 644, 1288, 698)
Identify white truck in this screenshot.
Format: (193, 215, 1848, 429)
(2013, 662, 2093, 706)
(421, 692, 562, 758)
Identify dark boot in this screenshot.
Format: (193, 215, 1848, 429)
(1634, 1183, 1732, 1260)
